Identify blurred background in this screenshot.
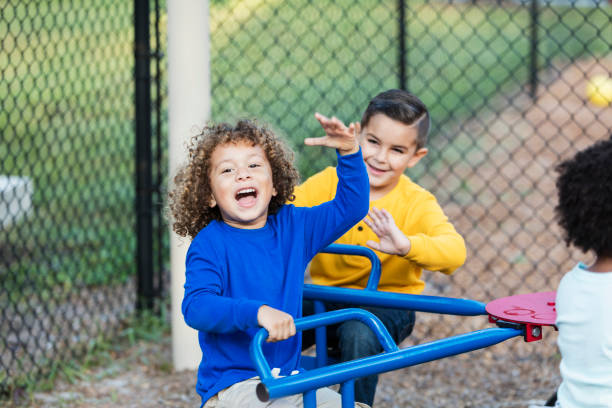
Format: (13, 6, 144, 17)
(1, 0, 611, 406)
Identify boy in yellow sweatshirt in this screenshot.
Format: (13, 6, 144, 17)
(292, 89, 466, 406)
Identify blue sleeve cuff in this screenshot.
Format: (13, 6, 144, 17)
(335, 146, 362, 160)
(237, 299, 266, 329)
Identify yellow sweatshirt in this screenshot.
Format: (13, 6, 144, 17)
(292, 167, 466, 294)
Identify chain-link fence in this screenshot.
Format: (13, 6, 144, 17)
(2, 0, 611, 399)
(209, 0, 611, 351)
(0, 0, 136, 391)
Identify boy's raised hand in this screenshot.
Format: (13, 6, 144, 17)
(257, 305, 296, 343)
(364, 207, 412, 256)
(304, 113, 360, 156)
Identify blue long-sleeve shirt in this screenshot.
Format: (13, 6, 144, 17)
(182, 149, 369, 405)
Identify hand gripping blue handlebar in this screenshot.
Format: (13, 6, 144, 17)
(250, 308, 398, 382)
(249, 308, 397, 404)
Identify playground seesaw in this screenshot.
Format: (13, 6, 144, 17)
(249, 244, 557, 407)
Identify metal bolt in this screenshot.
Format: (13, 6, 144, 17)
(531, 326, 541, 338)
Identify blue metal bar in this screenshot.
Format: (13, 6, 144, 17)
(296, 309, 398, 353)
(314, 301, 328, 368)
(341, 380, 355, 408)
(250, 309, 399, 384)
(303, 389, 316, 408)
(256, 327, 522, 400)
(321, 244, 381, 290)
(304, 284, 487, 316)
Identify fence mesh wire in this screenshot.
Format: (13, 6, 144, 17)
(1, 0, 611, 397)
(208, 0, 611, 349)
(0, 0, 135, 391)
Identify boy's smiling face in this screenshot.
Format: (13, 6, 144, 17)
(360, 113, 428, 200)
(208, 141, 277, 229)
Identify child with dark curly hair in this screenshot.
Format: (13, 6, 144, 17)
(550, 137, 612, 408)
(169, 117, 370, 408)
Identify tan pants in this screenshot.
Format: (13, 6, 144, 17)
(204, 377, 369, 408)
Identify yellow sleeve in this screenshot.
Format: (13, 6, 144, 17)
(402, 193, 466, 275)
(290, 167, 338, 207)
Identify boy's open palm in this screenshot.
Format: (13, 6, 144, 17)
(364, 207, 412, 256)
(257, 305, 296, 342)
(304, 113, 360, 155)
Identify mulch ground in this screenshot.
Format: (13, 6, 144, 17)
(12, 330, 561, 408)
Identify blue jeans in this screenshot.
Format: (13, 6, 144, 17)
(302, 300, 416, 407)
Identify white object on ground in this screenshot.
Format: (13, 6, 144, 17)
(0, 175, 33, 229)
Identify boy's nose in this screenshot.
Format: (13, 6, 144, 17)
(374, 148, 387, 163)
(236, 167, 252, 180)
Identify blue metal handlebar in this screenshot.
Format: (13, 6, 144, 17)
(304, 284, 487, 316)
(249, 308, 398, 382)
(321, 244, 381, 290)
(250, 316, 523, 401)
(246, 244, 543, 405)
(312, 244, 487, 316)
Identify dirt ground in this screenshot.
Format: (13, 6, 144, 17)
(17, 332, 561, 408)
(13, 57, 612, 407)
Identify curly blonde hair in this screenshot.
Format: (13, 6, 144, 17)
(169, 119, 300, 239)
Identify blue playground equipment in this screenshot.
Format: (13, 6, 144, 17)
(249, 244, 557, 407)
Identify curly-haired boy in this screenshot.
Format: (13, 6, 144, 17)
(169, 118, 370, 407)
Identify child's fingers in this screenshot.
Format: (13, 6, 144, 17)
(378, 209, 393, 227)
(288, 321, 296, 338)
(364, 216, 384, 237)
(315, 113, 349, 133)
(315, 113, 339, 129)
(368, 207, 386, 226)
(266, 321, 294, 342)
(365, 212, 381, 232)
(365, 240, 381, 251)
(304, 136, 329, 146)
(305, 136, 345, 149)
(380, 208, 394, 221)
(314, 112, 330, 123)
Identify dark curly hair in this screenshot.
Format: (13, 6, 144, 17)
(555, 137, 612, 257)
(169, 119, 300, 239)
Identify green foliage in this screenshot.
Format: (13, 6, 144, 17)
(0, 1, 135, 291)
(208, 0, 611, 177)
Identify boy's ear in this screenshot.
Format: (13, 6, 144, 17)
(406, 147, 428, 168)
(209, 196, 217, 208)
(272, 187, 277, 197)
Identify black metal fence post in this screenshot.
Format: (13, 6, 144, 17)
(153, 0, 165, 303)
(398, 0, 407, 91)
(134, 0, 154, 311)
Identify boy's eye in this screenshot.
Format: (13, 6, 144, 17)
(221, 168, 233, 174)
(248, 163, 261, 168)
(367, 138, 379, 145)
(392, 148, 405, 154)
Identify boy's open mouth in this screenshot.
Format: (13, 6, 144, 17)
(235, 187, 258, 207)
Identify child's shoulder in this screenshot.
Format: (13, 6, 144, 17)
(190, 221, 223, 246)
